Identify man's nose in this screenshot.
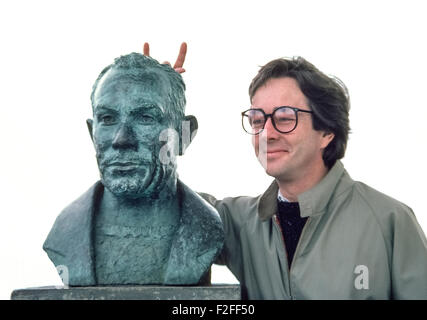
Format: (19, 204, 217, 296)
(112, 123, 138, 150)
(261, 117, 279, 140)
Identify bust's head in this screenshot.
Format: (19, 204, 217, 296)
(87, 53, 196, 199)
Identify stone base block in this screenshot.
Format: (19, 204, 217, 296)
(11, 284, 241, 300)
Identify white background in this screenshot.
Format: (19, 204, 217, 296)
(1, 0, 426, 299)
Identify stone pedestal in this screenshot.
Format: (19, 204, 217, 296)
(11, 284, 241, 300)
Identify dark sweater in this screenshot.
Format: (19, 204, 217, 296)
(276, 200, 308, 269)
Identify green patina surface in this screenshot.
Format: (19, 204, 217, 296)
(43, 54, 224, 286)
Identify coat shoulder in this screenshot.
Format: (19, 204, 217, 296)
(351, 181, 414, 221)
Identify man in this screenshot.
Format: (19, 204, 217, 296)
(43, 53, 224, 286)
(146, 44, 427, 299)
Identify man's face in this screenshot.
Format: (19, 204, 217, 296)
(251, 77, 333, 183)
(91, 68, 176, 199)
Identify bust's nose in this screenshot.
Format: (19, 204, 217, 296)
(112, 123, 138, 150)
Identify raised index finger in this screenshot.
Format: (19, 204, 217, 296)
(173, 42, 187, 69)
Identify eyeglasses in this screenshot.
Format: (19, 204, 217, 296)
(241, 106, 313, 135)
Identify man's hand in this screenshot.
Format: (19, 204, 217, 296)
(143, 42, 187, 74)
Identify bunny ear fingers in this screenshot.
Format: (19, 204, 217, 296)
(143, 42, 186, 74)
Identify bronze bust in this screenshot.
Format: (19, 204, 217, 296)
(43, 53, 224, 286)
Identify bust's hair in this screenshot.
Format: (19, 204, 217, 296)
(249, 57, 351, 168)
(91, 53, 186, 129)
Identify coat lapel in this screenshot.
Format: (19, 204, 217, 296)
(43, 182, 103, 286)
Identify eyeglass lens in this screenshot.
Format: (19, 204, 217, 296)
(243, 107, 297, 134)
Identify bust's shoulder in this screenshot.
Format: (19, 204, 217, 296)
(54, 182, 102, 227)
(163, 180, 225, 284)
(42, 182, 102, 286)
(177, 180, 223, 228)
(43, 182, 102, 253)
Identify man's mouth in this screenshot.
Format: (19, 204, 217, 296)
(265, 149, 288, 158)
(267, 149, 287, 154)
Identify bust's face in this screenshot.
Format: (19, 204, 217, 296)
(91, 68, 177, 199)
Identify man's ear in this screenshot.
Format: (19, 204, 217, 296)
(179, 115, 198, 156)
(321, 131, 335, 149)
(86, 119, 94, 142)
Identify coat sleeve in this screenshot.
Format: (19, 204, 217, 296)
(198, 192, 244, 283)
(390, 205, 427, 299)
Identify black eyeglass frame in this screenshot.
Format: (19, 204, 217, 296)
(241, 106, 314, 135)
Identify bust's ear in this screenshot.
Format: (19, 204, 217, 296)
(179, 115, 198, 156)
(86, 119, 94, 142)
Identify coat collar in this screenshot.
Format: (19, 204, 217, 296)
(258, 160, 350, 220)
(43, 180, 223, 286)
